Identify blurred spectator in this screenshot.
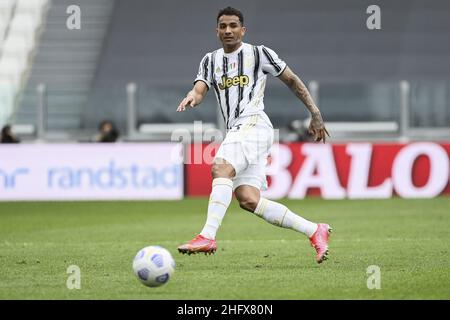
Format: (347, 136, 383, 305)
(96, 120, 119, 142)
(286, 119, 314, 142)
(1, 125, 20, 143)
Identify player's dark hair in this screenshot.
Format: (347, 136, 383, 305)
(217, 7, 244, 25)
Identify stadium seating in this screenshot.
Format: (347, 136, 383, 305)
(4, 0, 450, 141)
(13, 0, 115, 134)
(0, 0, 49, 127)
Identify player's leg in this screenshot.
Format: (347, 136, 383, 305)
(198, 158, 235, 241)
(236, 115, 331, 263)
(235, 185, 318, 236)
(234, 183, 332, 264)
(177, 158, 235, 255)
(178, 140, 248, 255)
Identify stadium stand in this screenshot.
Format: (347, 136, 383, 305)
(2, 0, 450, 141)
(0, 0, 49, 128)
(12, 0, 115, 137)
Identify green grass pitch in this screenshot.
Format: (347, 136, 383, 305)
(0, 197, 449, 299)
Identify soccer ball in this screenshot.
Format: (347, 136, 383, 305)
(132, 246, 175, 287)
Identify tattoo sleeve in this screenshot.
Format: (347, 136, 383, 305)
(281, 67, 321, 116)
(279, 67, 329, 141)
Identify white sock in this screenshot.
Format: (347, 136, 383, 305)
(254, 198, 318, 237)
(199, 178, 233, 240)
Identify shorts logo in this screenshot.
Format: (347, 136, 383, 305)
(218, 75, 249, 90)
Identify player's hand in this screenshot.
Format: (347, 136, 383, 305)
(308, 112, 330, 143)
(177, 95, 197, 112)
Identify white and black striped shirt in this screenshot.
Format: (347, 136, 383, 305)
(194, 42, 286, 130)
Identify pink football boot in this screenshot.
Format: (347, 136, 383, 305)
(309, 223, 332, 263)
(177, 235, 217, 255)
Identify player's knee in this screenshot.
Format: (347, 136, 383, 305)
(238, 195, 259, 212)
(211, 163, 234, 179)
(211, 164, 222, 178)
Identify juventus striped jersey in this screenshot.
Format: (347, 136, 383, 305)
(194, 42, 286, 130)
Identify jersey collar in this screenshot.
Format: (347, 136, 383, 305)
(222, 42, 246, 57)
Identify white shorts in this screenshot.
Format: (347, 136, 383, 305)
(215, 114, 274, 191)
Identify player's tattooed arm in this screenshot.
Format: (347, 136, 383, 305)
(177, 81, 208, 112)
(278, 66, 330, 143)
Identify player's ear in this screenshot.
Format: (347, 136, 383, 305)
(241, 26, 246, 36)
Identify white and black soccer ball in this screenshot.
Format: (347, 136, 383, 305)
(132, 246, 175, 287)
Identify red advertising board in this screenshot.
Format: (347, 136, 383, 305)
(185, 142, 450, 199)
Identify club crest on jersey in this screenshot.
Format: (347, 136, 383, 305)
(218, 75, 249, 90)
(229, 62, 237, 70)
(215, 63, 237, 74)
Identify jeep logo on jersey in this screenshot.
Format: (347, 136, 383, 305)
(218, 75, 249, 90)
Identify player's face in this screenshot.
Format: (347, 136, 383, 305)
(216, 15, 246, 49)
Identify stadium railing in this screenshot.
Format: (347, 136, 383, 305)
(6, 80, 450, 143)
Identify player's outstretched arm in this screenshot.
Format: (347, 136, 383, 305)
(177, 81, 208, 112)
(278, 66, 330, 143)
